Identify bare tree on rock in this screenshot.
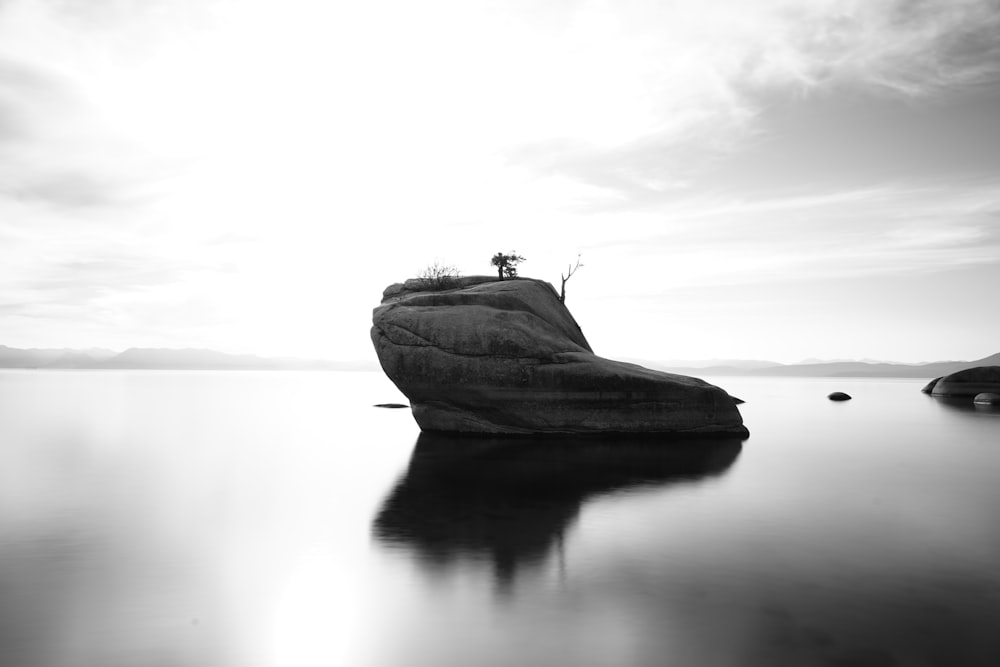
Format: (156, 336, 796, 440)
(560, 254, 583, 303)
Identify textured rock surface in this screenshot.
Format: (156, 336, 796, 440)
(921, 378, 941, 394)
(930, 366, 1000, 398)
(371, 277, 748, 435)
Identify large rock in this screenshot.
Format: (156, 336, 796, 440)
(371, 277, 748, 436)
(930, 366, 1000, 398)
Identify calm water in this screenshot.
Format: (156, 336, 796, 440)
(1, 371, 998, 667)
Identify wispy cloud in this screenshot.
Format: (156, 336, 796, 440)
(505, 0, 1000, 206)
(1, 0, 998, 360)
(0, 0, 213, 212)
(578, 181, 1000, 296)
(0, 57, 167, 210)
(0, 234, 249, 355)
(784, 0, 1000, 95)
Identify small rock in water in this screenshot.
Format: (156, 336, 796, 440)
(973, 392, 1000, 406)
(374, 403, 409, 409)
(828, 392, 852, 401)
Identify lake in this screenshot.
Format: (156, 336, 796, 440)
(1, 370, 998, 667)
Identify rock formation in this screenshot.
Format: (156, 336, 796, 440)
(973, 393, 1000, 406)
(371, 276, 748, 436)
(828, 392, 851, 401)
(928, 366, 1000, 398)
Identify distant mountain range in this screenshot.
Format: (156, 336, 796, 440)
(645, 352, 1000, 379)
(2, 344, 996, 378)
(0, 345, 377, 371)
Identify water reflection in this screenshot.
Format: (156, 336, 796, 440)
(373, 432, 743, 590)
(927, 394, 1000, 416)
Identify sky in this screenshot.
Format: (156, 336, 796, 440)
(1, 0, 999, 364)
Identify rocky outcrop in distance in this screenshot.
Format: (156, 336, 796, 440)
(370, 276, 748, 436)
(926, 366, 1000, 399)
(661, 352, 1000, 379)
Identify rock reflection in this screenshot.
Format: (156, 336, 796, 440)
(928, 394, 1000, 415)
(373, 432, 743, 590)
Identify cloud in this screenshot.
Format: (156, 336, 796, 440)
(27, 257, 189, 298)
(504, 108, 758, 210)
(583, 181, 1000, 295)
(0, 0, 212, 213)
(504, 0, 1000, 206)
(25, 0, 214, 54)
(787, 0, 1000, 95)
(1, 0, 997, 358)
(0, 58, 67, 145)
(0, 57, 167, 210)
(1, 250, 199, 324)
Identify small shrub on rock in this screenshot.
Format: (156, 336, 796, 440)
(417, 261, 461, 290)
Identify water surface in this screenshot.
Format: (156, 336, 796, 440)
(1, 371, 998, 666)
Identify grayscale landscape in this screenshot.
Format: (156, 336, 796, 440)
(2, 1, 999, 666)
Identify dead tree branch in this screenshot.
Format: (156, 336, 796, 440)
(559, 254, 583, 303)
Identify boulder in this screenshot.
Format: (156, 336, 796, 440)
(828, 392, 851, 401)
(371, 277, 748, 436)
(973, 393, 1000, 406)
(921, 378, 940, 394)
(929, 366, 1000, 398)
